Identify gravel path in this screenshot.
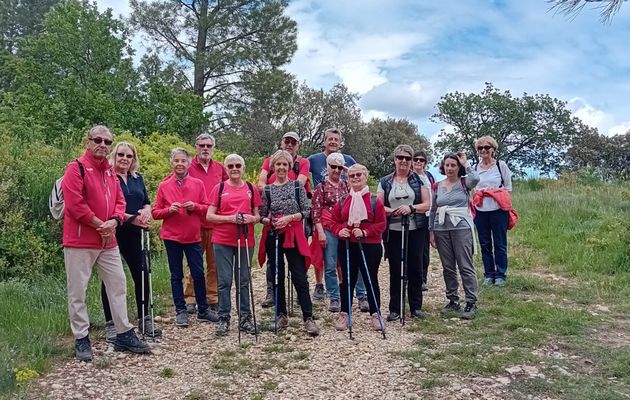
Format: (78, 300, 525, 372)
(31, 257, 463, 400)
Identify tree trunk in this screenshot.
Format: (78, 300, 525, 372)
(193, 0, 208, 98)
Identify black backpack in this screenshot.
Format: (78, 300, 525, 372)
(216, 181, 255, 212)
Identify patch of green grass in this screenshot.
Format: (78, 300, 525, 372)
(159, 367, 174, 378)
(252, 380, 278, 400)
(262, 344, 294, 354)
(184, 389, 207, 400)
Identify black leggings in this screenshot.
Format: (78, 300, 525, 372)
(101, 227, 150, 321)
(338, 240, 382, 315)
(265, 233, 313, 321)
(387, 228, 425, 314)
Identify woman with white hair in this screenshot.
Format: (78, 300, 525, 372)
(258, 150, 319, 336)
(152, 147, 214, 327)
(207, 154, 261, 337)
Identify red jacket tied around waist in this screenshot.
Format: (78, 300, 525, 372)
(330, 192, 387, 243)
(258, 220, 311, 270)
(152, 174, 209, 243)
(62, 151, 126, 249)
(473, 188, 518, 230)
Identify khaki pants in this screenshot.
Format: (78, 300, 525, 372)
(184, 228, 218, 304)
(64, 247, 134, 339)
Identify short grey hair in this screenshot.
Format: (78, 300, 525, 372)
(88, 125, 112, 139)
(269, 150, 293, 171)
(195, 133, 215, 145)
(170, 147, 192, 162)
(393, 144, 414, 158)
(224, 153, 245, 166)
(348, 163, 369, 178)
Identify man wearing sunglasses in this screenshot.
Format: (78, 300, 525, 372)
(183, 133, 229, 318)
(62, 126, 150, 361)
(257, 132, 312, 308)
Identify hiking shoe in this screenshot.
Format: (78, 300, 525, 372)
(75, 336, 93, 362)
(304, 318, 320, 336)
(312, 284, 325, 301)
(114, 329, 151, 354)
(104, 320, 117, 343)
(216, 318, 229, 337)
(276, 314, 289, 330)
(483, 277, 494, 286)
(139, 316, 162, 338)
(386, 312, 400, 322)
(239, 317, 258, 335)
(441, 300, 462, 316)
(328, 299, 341, 313)
(186, 303, 196, 314)
(494, 278, 506, 287)
(421, 283, 429, 291)
(334, 312, 349, 331)
(411, 309, 427, 320)
(461, 303, 477, 320)
(175, 311, 189, 327)
(261, 292, 274, 308)
(209, 303, 218, 311)
(358, 296, 370, 312)
(197, 308, 219, 323)
(371, 314, 384, 331)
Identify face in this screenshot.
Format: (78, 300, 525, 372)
(413, 155, 427, 173)
(394, 151, 412, 173)
(280, 137, 299, 157)
(114, 145, 135, 173)
(225, 159, 243, 180)
(324, 132, 341, 153)
(171, 152, 190, 176)
(86, 131, 113, 160)
(195, 139, 214, 162)
(347, 168, 368, 191)
(273, 157, 290, 180)
(443, 158, 460, 177)
(327, 163, 344, 180)
(476, 143, 495, 159)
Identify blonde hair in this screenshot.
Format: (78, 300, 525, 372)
(109, 142, 140, 178)
(474, 136, 498, 157)
(269, 150, 293, 172)
(348, 163, 369, 178)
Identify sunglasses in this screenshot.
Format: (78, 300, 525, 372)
(226, 163, 242, 169)
(395, 155, 412, 162)
(395, 194, 410, 200)
(477, 145, 493, 151)
(348, 172, 363, 179)
(117, 152, 133, 159)
(283, 138, 298, 145)
(89, 137, 113, 146)
(413, 158, 426, 163)
(197, 143, 214, 149)
(328, 164, 344, 171)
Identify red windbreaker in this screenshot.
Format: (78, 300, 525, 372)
(330, 192, 387, 244)
(62, 151, 126, 249)
(188, 156, 228, 229)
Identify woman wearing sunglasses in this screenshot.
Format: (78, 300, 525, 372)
(412, 150, 435, 292)
(472, 136, 513, 287)
(101, 142, 161, 341)
(206, 154, 261, 337)
(377, 145, 430, 322)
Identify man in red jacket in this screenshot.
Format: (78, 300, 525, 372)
(62, 126, 150, 361)
(182, 133, 228, 319)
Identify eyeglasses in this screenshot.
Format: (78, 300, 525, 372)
(413, 158, 426, 163)
(226, 164, 242, 169)
(328, 164, 344, 171)
(283, 138, 298, 145)
(89, 137, 113, 146)
(395, 155, 412, 162)
(197, 143, 214, 149)
(117, 152, 133, 159)
(477, 145, 493, 151)
(348, 172, 363, 179)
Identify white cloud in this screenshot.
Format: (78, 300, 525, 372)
(568, 98, 630, 137)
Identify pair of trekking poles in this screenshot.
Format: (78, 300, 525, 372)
(140, 229, 156, 340)
(234, 213, 258, 344)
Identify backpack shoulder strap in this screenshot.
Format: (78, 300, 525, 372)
(246, 181, 254, 212)
(370, 193, 377, 222)
(217, 181, 225, 210)
(496, 159, 505, 188)
(294, 180, 302, 212)
(76, 160, 85, 179)
(264, 185, 272, 216)
(293, 159, 300, 175)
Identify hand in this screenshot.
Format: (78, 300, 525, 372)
(169, 202, 181, 213)
(272, 216, 290, 230)
(137, 208, 151, 224)
(318, 229, 327, 248)
(429, 232, 437, 249)
(338, 228, 351, 238)
(131, 217, 150, 229)
(352, 228, 365, 239)
(394, 205, 412, 216)
(457, 151, 469, 167)
(101, 235, 113, 247)
(182, 201, 195, 211)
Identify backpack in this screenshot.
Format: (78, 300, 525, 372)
(264, 181, 313, 237)
(216, 181, 255, 212)
(49, 160, 85, 220)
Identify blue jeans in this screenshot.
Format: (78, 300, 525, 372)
(213, 244, 251, 321)
(323, 229, 340, 300)
(474, 209, 509, 280)
(164, 240, 208, 313)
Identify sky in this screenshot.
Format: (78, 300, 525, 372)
(98, 0, 630, 143)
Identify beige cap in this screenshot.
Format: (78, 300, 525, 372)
(326, 152, 346, 168)
(282, 131, 300, 142)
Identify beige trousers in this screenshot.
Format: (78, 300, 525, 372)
(64, 247, 134, 339)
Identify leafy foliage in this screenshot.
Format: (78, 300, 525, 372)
(564, 129, 630, 180)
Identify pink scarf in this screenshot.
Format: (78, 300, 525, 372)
(347, 186, 369, 226)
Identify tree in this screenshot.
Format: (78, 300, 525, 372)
(0, 0, 61, 53)
(356, 118, 431, 179)
(565, 128, 630, 180)
(548, 0, 626, 23)
(432, 83, 580, 175)
(128, 0, 297, 126)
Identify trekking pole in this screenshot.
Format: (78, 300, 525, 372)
(274, 230, 279, 335)
(358, 239, 386, 339)
(242, 219, 258, 342)
(287, 269, 294, 317)
(345, 238, 353, 340)
(141, 230, 146, 337)
(401, 215, 409, 326)
(236, 222, 242, 345)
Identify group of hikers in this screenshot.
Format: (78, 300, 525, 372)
(59, 125, 513, 361)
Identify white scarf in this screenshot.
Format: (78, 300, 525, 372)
(347, 186, 369, 226)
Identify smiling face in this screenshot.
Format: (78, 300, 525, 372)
(225, 158, 244, 181)
(114, 144, 135, 174)
(394, 150, 412, 174)
(413, 155, 426, 174)
(280, 137, 299, 158)
(476, 141, 495, 160)
(347, 166, 368, 192)
(273, 156, 291, 181)
(195, 138, 215, 163)
(171, 152, 190, 177)
(327, 162, 344, 181)
(324, 131, 341, 154)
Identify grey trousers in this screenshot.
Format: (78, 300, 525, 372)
(213, 244, 252, 321)
(433, 229, 478, 304)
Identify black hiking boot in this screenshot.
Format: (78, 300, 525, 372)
(114, 329, 151, 354)
(75, 335, 93, 362)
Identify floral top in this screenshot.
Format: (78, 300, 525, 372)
(311, 179, 350, 224)
(260, 180, 310, 220)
